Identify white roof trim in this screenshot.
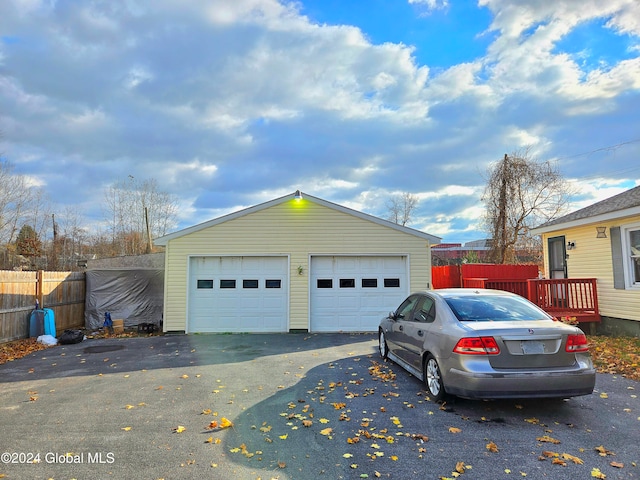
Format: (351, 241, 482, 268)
(530, 205, 640, 235)
(155, 191, 442, 245)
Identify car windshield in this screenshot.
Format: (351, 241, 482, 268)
(444, 295, 549, 322)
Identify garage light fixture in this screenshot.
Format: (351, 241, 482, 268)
(294, 190, 303, 201)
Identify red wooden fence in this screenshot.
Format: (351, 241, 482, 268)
(432, 264, 539, 289)
(432, 265, 461, 289)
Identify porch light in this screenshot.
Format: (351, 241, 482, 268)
(566, 241, 575, 250)
(596, 227, 607, 238)
(294, 190, 303, 201)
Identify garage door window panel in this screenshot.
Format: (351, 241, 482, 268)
(340, 278, 355, 288)
(362, 278, 378, 288)
(243, 279, 259, 288)
(266, 279, 282, 289)
(384, 278, 401, 288)
(220, 279, 236, 289)
(317, 279, 333, 288)
(197, 280, 214, 289)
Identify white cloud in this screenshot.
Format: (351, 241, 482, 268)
(408, 0, 449, 12)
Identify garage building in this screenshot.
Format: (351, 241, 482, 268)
(154, 191, 441, 333)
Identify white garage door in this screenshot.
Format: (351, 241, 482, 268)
(188, 256, 289, 333)
(310, 256, 408, 332)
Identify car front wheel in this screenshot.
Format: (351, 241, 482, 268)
(424, 354, 446, 402)
(378, 330, 388, 359)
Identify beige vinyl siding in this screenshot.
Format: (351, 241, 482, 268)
(162, 198, 432, 331)
(541, 215, 640, 322)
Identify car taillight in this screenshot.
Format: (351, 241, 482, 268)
(453, 336, 500, 355)
(566, 334, 589, 353)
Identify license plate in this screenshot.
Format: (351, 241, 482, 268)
(521, 340, 545, 354)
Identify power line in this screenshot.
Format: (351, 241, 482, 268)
(555, 138, 640, 161)
(556, 138, 640, 181)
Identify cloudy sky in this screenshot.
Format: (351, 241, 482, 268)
(1, 0, 639, 244)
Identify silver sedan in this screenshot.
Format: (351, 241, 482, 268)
(378, 288, 596, 401)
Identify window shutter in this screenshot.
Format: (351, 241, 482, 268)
(610, 227, 625, 289)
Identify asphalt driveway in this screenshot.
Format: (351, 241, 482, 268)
(0, 333, 638, 480)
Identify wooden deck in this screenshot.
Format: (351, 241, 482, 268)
(463, 277, 601, 324)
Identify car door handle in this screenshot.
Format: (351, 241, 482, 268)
(417, 330, 424, 337)
(398, 325, 403, 331)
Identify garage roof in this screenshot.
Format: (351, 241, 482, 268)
(155, 190, 441, 246)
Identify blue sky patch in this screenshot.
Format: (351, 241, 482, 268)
(553, 18, 637, 73)
(299, 0, 495, 68)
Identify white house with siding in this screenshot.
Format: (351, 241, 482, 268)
(154, 191, 441, 334)
(531, 185, 640, 336)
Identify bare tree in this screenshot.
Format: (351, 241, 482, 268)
(0, 158, 54, 268)
(54, 206, 89, 269)
(482, 148, 572, 264)
(386, 192, 419, 226)
(0, 159, 29, 244)
(103, 176, 178, 255)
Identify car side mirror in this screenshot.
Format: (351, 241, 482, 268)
(388, 311, 397, 320)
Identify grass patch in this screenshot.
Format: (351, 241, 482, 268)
(588, 335, 640, 382)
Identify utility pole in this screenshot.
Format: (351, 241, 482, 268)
(145, 207, 153, 254)
(51, 213, 58, 270)
(497, 154, 509, 264)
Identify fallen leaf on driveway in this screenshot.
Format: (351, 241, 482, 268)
(595, 445, 615, 456)
(536, 435, 560, 444)
(561, 453, 583, 464)
(486, 441, 499, 453)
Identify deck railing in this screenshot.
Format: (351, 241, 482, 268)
(526, 278, 600, 322)
(461, 277, 601, 323)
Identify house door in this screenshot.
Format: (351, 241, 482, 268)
(547, 236, 567, 307)
(548, 236, 567, 279)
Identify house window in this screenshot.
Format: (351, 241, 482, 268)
(624, 225, 640, 286)
(614, 223, 640, 289)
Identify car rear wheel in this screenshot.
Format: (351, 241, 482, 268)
(424, 354, 446, 402)
(378, 330, 388, 359)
